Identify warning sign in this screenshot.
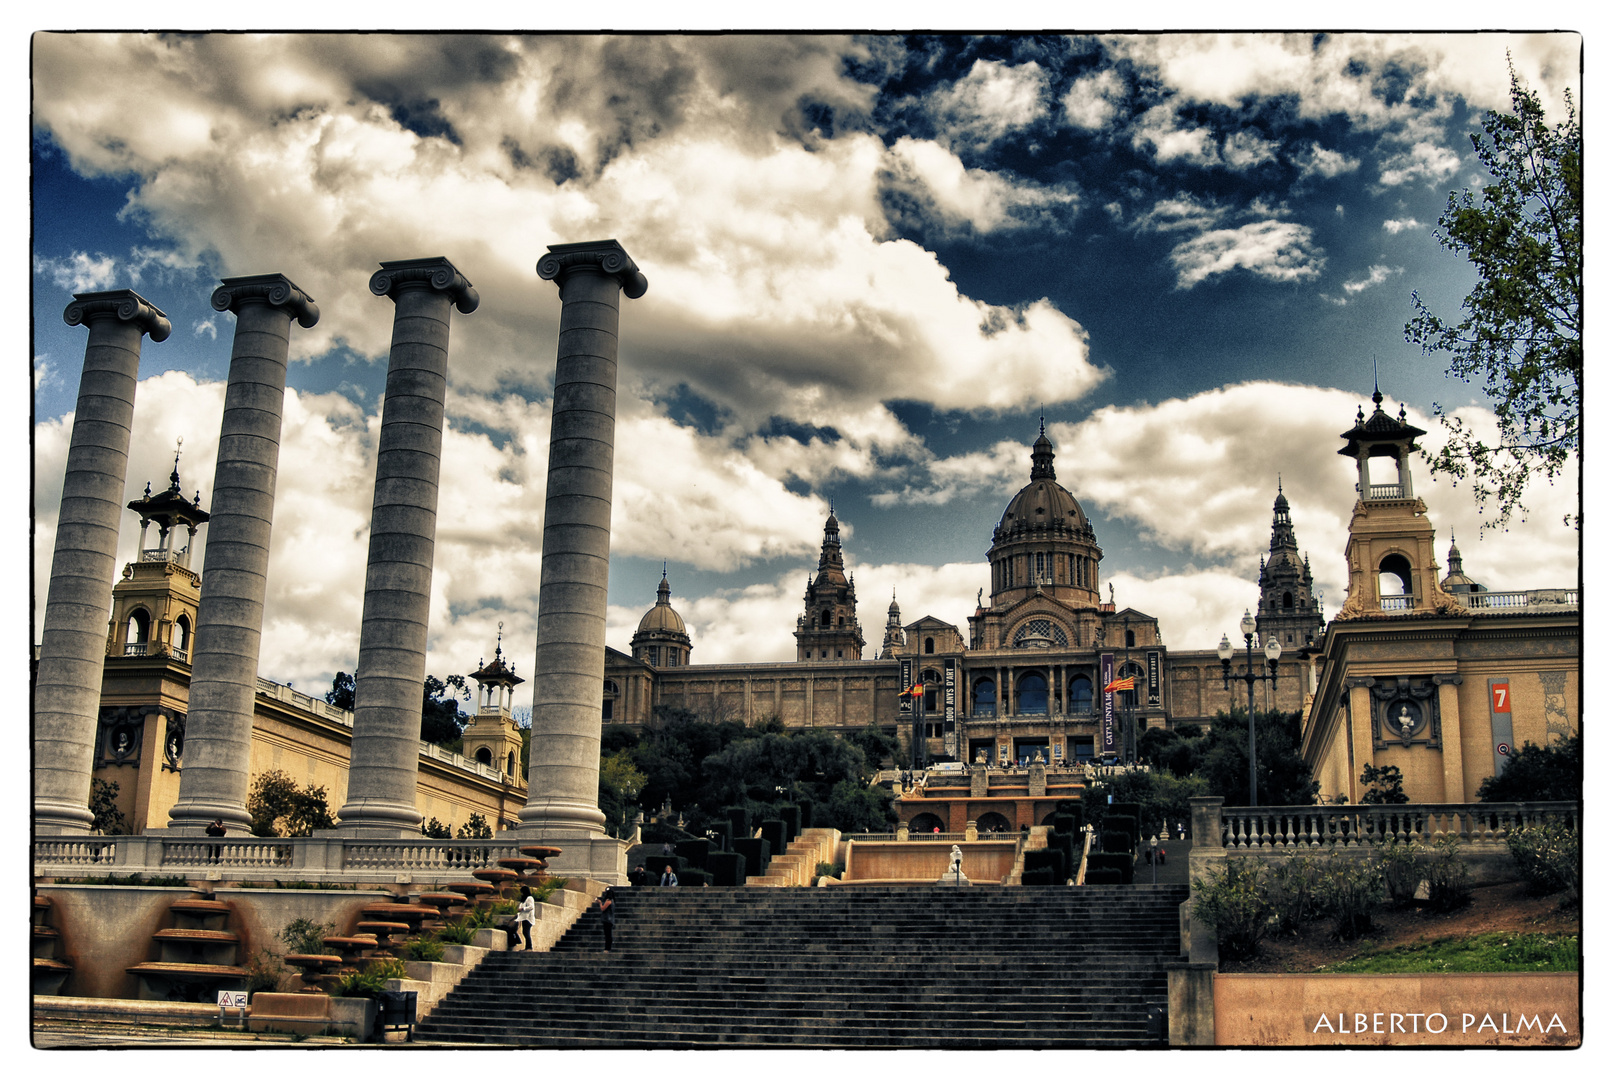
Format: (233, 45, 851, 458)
(217, 990, 248, 1009)
(1497, 743, 1511, 756)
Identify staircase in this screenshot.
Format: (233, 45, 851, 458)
(415, 884, 1188, 1048)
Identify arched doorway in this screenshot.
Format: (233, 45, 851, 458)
(1016, 671, 1048, 715)
(977, 811, 1011, 834)
(910, 812, 945, 834)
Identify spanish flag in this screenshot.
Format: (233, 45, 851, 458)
(1103, 676, 1135, 694)
(899, 682, 923, 698)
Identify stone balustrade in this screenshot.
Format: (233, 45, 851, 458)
(1206, 800, 1577, 853)
(33, 835, 545, 886)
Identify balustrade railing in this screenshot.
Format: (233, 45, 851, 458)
(123, 642, 149, 656)
(1379, 596, 1413, 611)
(341, 840, 518, 870)
(1218, 801, 1577, 851)
(1367, 483, 1405, 499)
(33, 838, 118, 866)
(161, 839, 296, 868)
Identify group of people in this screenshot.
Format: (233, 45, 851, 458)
(507, 884, 618, 952)
(626, 864, 680, 887)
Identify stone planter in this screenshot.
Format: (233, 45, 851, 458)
(327, 995, 375, 1041)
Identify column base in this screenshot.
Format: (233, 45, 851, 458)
(517, 798, 608, 836)
(167, 800, 254, 833)
(33, 799, 95, 834)
(512, 830, 629, 885)
(335, 797, 423, 835)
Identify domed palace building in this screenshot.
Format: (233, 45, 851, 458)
(603, 422, 1319, 785)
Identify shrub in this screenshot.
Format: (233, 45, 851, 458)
(243, 949, 288, 993)
(438, 919, 477, 945)
(277, 918, 333, 956)
(1191, 859, 1271, 961)
(1359, 763, 1409, 804)
(420, 818, 452, 839)
(1086, 852, 1134, 885)
(1100, 830, 1133, 854)
(779, 805, 801, 843)
(1022, 866, 1056, 885)
(1375, 840, 1425, 908)
(1477, 733, 1580, 802)
(1264, 850, 1324, 932)
(1024, 848, 1066, 882)
(759, 819, 787, 854)
(90, 777, 128, 835)
(401, 935, 445, 962)
(533, 876, 568, 902)
(679, 868, 712, 886)
(1424, 835, 1472, 912)
(331, 957, 408, 998)
(1506, 821, 1580, 901)
(674, 839, 711, 867)
(707, 851, 746, 886)
(1318, 853, 1384, 940)
(456, 813, 492, 840)
(1084, 867, 1123, 884)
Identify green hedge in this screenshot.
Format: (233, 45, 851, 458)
(1022, 866, 1057, 885)
(1087, 851, 1134, 884)
(706, 851, 746, 886)
(674, 839, 711, 867)
(779, 804, 801, 842)
(706, 821, 732, 853)
(1105, 813, 1139, 845)
(733, 837, 770, 878)
(759, 819, 787, 855)
(796, 800, 814, 830)
(725, 806, 750, 842)
(678, 868, 712, 887)
(1101, 830, 1134, 854)
(1085, 867, 1123, 885)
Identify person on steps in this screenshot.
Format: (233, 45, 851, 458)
(597, 888, 616, 952)
(660, 866, 678, 887)
(513, 885, 536, 951)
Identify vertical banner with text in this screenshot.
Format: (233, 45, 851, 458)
(1101, 652, 1117, 757)
(1147, 651, 1161, 707)
(943, 658, 957, 758)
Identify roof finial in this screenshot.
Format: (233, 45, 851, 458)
(1371, 355, 1383, 408)
(1277, 473, 1282, 495)
(1039, 407, 1045, 437)
(495, 620, 504, 659)
(169, 436, 184, 490)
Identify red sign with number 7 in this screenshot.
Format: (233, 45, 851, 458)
(1492, 683, 1511, 713)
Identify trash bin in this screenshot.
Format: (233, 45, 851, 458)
(375, 990, 418, 1042)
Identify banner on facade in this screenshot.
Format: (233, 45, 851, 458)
(1147, 651, 1161, 706)
(1488, 677, 1514, 776)
(898, 658, 913, 714)
(942, 658, 957, 758)
(1101, 652, 1117, 756)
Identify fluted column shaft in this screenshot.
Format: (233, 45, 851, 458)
(338, 258, 477, 834)
(521, 240, 647, 836)
(168, 275, 317, 832)
(34, 291, 171, 834)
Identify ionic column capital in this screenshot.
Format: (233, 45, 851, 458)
(63, 289, 172, 342)
(537, 239, 648, 299)
(211, 274, 320, 327)
(369, 256, 479, 313)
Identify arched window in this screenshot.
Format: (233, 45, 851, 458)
(1377, 553, 1413, 600)
(173, 614, 191, 660)
(821, 610, 832, 628)
(1069, 675, 1094, 714)
(125, 609, 151, 655)
(924, 637, 935, 654)
(1016, 672, 1048, 715)
(1125, 629, 1136, 648)
(972, 677, 996, 716)
(602, 679, 618, 722)
(475, 747, 493, 765)
(921, 669, 940, 713)
(507, 751, 516, 776)
(1283, 591, 1294, 610)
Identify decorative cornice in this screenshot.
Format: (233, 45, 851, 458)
(369, 257, 480, 313)
(64, 289, 172, 342)
(537, 239, 648, 299)
(212, 274, 320, 327)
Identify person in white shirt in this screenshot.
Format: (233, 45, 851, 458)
(513, 885, 536, 951)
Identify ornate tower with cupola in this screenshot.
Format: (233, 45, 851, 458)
(631, 567, 692, 667)
(795, 508, 865, 661)
(879, 591, 906, 659)
(1255, 480, 1325, 649)
(107, 448, 211, 665)
(1335, 387, 1464, 619)
(463, 626, 527, 783)
(986, 422, 1103, 611)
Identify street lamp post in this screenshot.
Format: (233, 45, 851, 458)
(1218, 609, 1282, 806)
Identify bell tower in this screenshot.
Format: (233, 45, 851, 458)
(1335, 387, 1463, 620)
(108, 445, 211, 664)
(795, 507, 865, 661)
(1255, 480, 1325, 648)
(463, 625, 527, 783)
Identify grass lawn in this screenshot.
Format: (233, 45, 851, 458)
(1316, 932, 1578, 974)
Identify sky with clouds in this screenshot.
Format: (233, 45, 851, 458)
(29, 31, 1583, 700)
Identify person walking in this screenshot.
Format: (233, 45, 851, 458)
(513, 885, 536, 951)
(597, 888, 616, 952)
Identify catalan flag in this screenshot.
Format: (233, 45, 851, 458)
(1103, 676, 1135, 694)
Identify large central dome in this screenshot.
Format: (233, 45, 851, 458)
(987, 427, 1103, 610)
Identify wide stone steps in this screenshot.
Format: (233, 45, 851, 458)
(415, 884, 1187, 1049)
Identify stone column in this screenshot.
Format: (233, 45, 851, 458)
(167, 276, 318, 832)
(34, 291, 171, 834)
(337, 257, 478, 834)
(520, 240, 647, 837)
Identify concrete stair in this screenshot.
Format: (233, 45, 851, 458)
(414, 883, 1188, 1048)
(748, 827, 839, 887)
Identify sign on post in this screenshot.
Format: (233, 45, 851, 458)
(218, 989, 248, 1028)
(1488, 677, 1514, 776)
